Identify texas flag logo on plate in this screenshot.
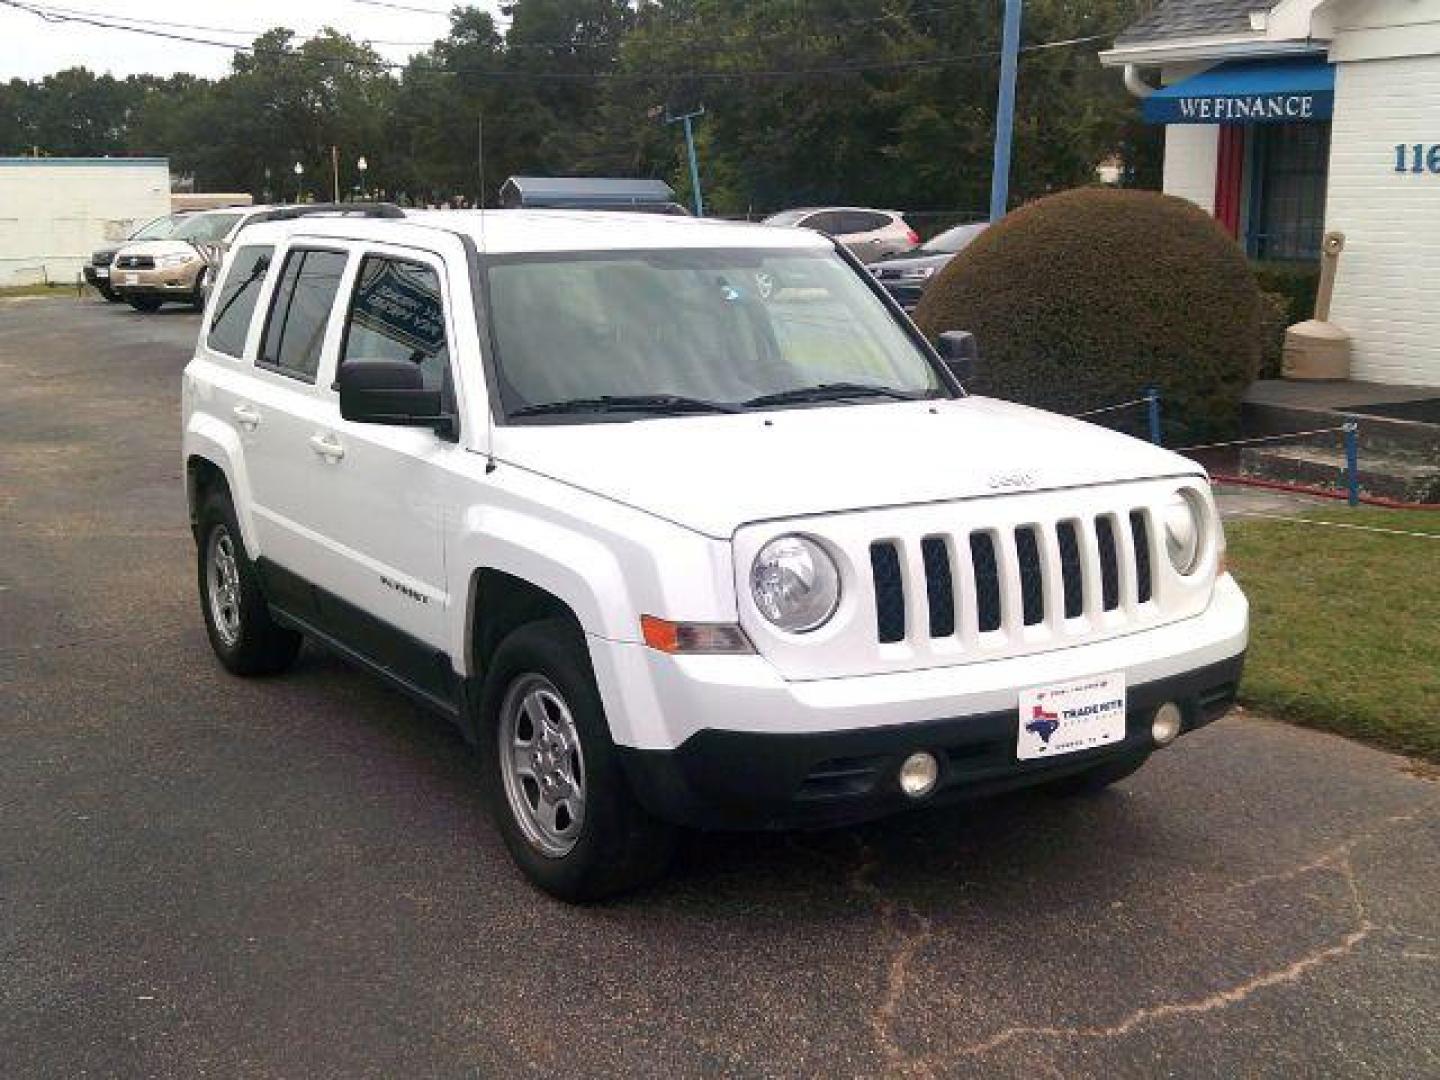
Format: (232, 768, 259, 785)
(1017, 673, 1127, 761)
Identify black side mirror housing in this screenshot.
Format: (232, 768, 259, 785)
(936, 330, 979, 383)
(338, 360, 452, 435)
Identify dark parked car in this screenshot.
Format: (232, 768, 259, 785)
(870, 222, 988, 310)
(84, 213, 185, 302)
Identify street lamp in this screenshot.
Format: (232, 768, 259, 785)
(293, 161, 304, 204)
(357, 156, 368, 199)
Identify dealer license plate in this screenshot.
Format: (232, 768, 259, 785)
(1017, 672, 1126, 761)
(121, 272, 138, 286)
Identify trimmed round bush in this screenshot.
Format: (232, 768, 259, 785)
(913, 187, 1261, 439)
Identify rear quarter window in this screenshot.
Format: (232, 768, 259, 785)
(207, 245, 273, 357)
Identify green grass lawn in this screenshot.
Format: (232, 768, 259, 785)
(1226, 507, 1440, 762)
(0, 282, 87, 299)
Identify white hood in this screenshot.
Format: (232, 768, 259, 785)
(492, 397, 1203, 538)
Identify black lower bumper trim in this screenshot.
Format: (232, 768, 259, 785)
(618, 653, 1245, 830)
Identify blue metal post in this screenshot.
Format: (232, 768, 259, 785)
(682, 114, 704, 218)
(662, 106, 707, 217)
(1344, 422, 1360, 506)
(988, 0, 1024, 222)
(1146, 386, 1162, 445)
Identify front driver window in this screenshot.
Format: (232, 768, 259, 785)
(339, 255, 450, 391)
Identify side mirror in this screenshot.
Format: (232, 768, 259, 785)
(936, 330, 979, 383)
(338, 360, 452, 434)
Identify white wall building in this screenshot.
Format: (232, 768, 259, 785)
(0, 157, 171, 288)
(1102, 0, 1440, 387)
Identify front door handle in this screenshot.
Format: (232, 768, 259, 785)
(232, 404, 261, 430)
(308, 433, 345, 462)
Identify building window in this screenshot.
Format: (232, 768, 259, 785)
(1247, 122, 1330, 261)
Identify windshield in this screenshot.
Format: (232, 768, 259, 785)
(172, 212, 243, 244)
(922, 223, 987, 254)
(486, 248, 946, 419)
(130, 214, 181, 241)
(761, 210, 809, 227)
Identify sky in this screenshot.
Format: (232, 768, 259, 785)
(0, 0, 507, 81)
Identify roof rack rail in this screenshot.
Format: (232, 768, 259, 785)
(245, 202, 407, 225)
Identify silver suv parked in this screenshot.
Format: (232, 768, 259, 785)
(763, 207, 919, 262)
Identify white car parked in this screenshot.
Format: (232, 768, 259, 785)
(182, 207, 1248, 900)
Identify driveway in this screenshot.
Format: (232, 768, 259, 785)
(2, 296, 1437, 1078)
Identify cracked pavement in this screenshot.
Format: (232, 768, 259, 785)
(3, 297, 1438, 1078)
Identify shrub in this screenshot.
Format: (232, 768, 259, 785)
(1257, 290, 1291, 380)
(1252, 259, 1319, 326)
(914, 187, 1261, 440)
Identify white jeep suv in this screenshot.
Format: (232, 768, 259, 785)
(182, 207, 1248, 900)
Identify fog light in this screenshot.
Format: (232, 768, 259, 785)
(1152, 702, 1183, 747)
(898, 751, 939, 798)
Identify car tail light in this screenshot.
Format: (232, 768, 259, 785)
(906, 228, 920, 246)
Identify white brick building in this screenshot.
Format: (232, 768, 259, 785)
(0, 157, 171, 288)
(1102, 0, 1440, 387)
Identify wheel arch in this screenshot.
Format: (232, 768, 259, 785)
(183, 414, 261, 555)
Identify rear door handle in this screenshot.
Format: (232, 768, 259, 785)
(232, 404, 260, 430)
(308, 433, 345, 462)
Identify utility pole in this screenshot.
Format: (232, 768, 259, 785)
(661, 106, 706, 217)
(331, 145, 341, 203)
(989, 0, 1023, 222)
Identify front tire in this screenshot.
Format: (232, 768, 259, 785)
(196, 491, 301, 676)
(481, 618, 676, 902)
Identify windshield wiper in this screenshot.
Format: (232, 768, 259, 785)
(511, 394, 743, 418)
(743, 382, 930, 409)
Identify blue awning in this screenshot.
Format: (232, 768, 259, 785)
(1143, 57, 1334, 125)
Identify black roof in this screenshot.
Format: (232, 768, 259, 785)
(1114, 0, 1273, 48)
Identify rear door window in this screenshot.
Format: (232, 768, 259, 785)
(801, 211, 846, 235)
(258, 249, 348, 382)
(207, 245, 273, 357)
(842, 211, 891, 234)
(339, 255, 450, 391)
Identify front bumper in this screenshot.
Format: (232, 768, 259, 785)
(110, 263, 203, 296)
(619, 653, 1244, 829)
(589, 574, 1248, 828)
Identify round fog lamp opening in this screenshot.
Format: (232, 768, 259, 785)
(1152, 702, 1183, 747)
(750, 534, 841, 633)
(899, 751, 939, 798)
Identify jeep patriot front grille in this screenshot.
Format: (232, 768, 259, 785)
(868, 510, 1157, 647)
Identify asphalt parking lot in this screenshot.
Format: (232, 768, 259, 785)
(3, 294, 1437, 1079)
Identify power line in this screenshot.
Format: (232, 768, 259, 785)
(0, 0, 1114, 82)
(7, 0, 446, 47)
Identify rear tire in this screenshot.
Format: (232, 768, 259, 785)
(98, 285, 121, 303)
(126, 296, 163, 312)
(196, 490, 301, 676)
(1043, 751, 1150, 796)
(481, 618, 676, 902)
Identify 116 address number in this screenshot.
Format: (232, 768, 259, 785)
(1394, 143, 1440, 174)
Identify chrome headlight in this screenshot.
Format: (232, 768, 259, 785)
(750, 535, 841, 633)
(156, 252, 197, 269)
(1162, 489, 1205, 575)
